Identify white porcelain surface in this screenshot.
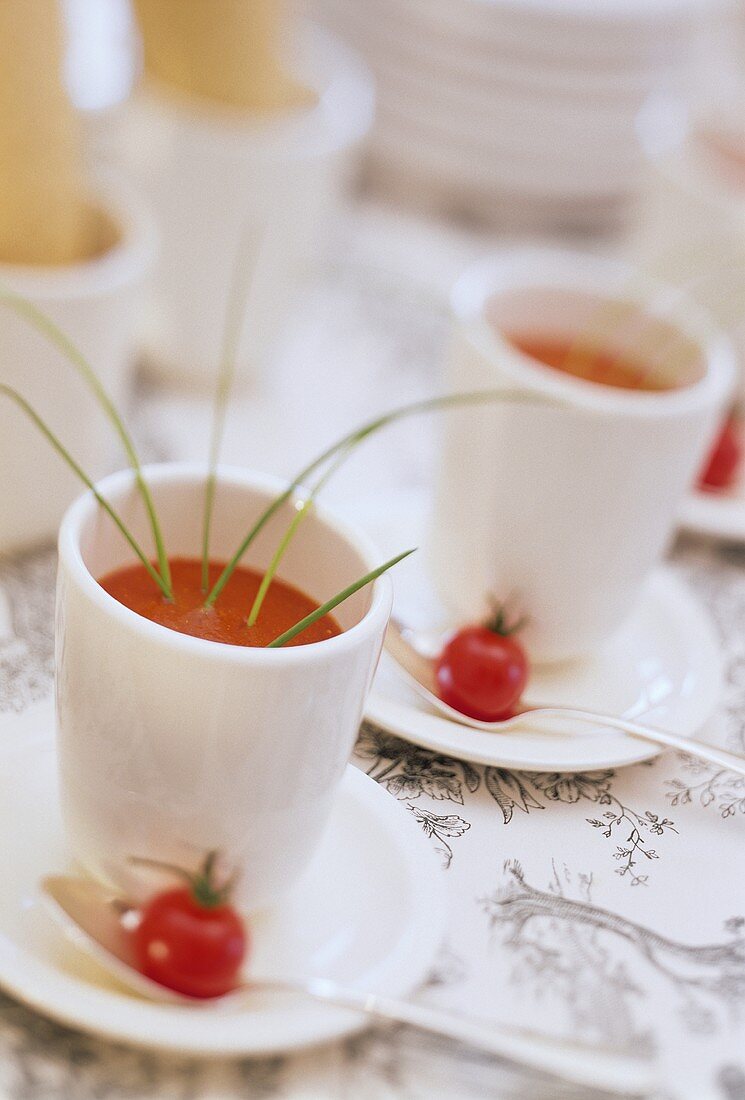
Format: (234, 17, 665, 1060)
(424, 0, 703, 55)
(308, 0, 699, 227)
(374, 116, 641, 200)
(118, 22, 374, 388)
(337, 2, 682, 97)
(366, 154, 628, 231)
(320, 0, 697, 60)
(357, 489, 723, 772)
(680, 482, 745, 542)
(0, 727, 444, 1055)
(376, 65, 649, 145)
(430, 248, 734, 663)
(0, 173, 155, 554)
(56, 464, 392, 913)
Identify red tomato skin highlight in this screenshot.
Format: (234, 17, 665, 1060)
(436, 626, 529, 723)
(699, 414, 742, 491)
(133, 887, 247, 999)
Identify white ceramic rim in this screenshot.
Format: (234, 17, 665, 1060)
(57, 463, 393, 668)
(451, 247, 736, 418)
(340, 1, 683, 95)
(133, 21, 375, 159)
(371, 130, 638, 201)
(370, 135, 632, 206)
(387, 0, 698, 69)
(422, 0, 710, 26)
(0, 169, 156, 301)
(376, 100, 643, 176)
(376, 73, 645, 146)
(374, 59, 663, 122)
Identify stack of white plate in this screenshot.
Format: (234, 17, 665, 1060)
(301, 0, 718, 231)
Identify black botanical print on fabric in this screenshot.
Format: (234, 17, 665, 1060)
(667, 756, 745, 820)
(357, 726, 479, 806)
(483, 862, 745, 1021)
(407, 805, 470, 868)
(359, 726, 677, 881)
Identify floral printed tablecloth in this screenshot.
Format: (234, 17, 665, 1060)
(0, 203, 743, 1099)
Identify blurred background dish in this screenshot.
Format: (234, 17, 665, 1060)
(118, 11, 374, 389)
(122, 24, 372, 389)
(300, 0, 717, 232)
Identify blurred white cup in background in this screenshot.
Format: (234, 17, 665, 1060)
(429, 249, 735, 664)
(117, 22, 374, 390)
(0, 172, 155, 554)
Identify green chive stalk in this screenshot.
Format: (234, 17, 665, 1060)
(0, 288, 172, 598)
(0, 384, 170, 597)
(246, 493, 312, 627)
(267, 548, 416, 648)
(205, 389, 544, 608)
(200, 225, 265, 591)
(246, 444, 353, 626)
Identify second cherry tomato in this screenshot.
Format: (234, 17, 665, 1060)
(436, 625, 529, 722)
(699, 413, 742, 492)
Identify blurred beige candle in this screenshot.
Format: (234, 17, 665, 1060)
(0, 0, 91, 265)
(134, 0, 313, 111)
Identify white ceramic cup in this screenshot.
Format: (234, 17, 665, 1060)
(118, 22, 374, 388)
(56, 463, 392, 912)
(0, 172, 155, 554)
(429, 249, 735, 664)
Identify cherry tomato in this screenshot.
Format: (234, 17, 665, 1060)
(436, 623, 529, 722)
(699, 413, 742, 492)
(132, 853, 248, 999)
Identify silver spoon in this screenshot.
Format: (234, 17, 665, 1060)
(40, 874, 655, 1096)
(386, 620, 745, 777)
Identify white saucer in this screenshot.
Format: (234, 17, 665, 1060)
(0, 727, 445, 1056)
(354, 491, 723, 772)
(680, 483, 745, 544)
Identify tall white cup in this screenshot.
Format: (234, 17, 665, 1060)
(56, 464, 391, 913)
(430, 249, 735, 664)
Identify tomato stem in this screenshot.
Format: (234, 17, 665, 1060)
(130, 850, 235, 909)
(486, 601, 527, 637)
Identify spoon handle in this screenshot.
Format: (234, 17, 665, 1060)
(251, 976, 654, 1095)
(537, 708, 745, 776)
